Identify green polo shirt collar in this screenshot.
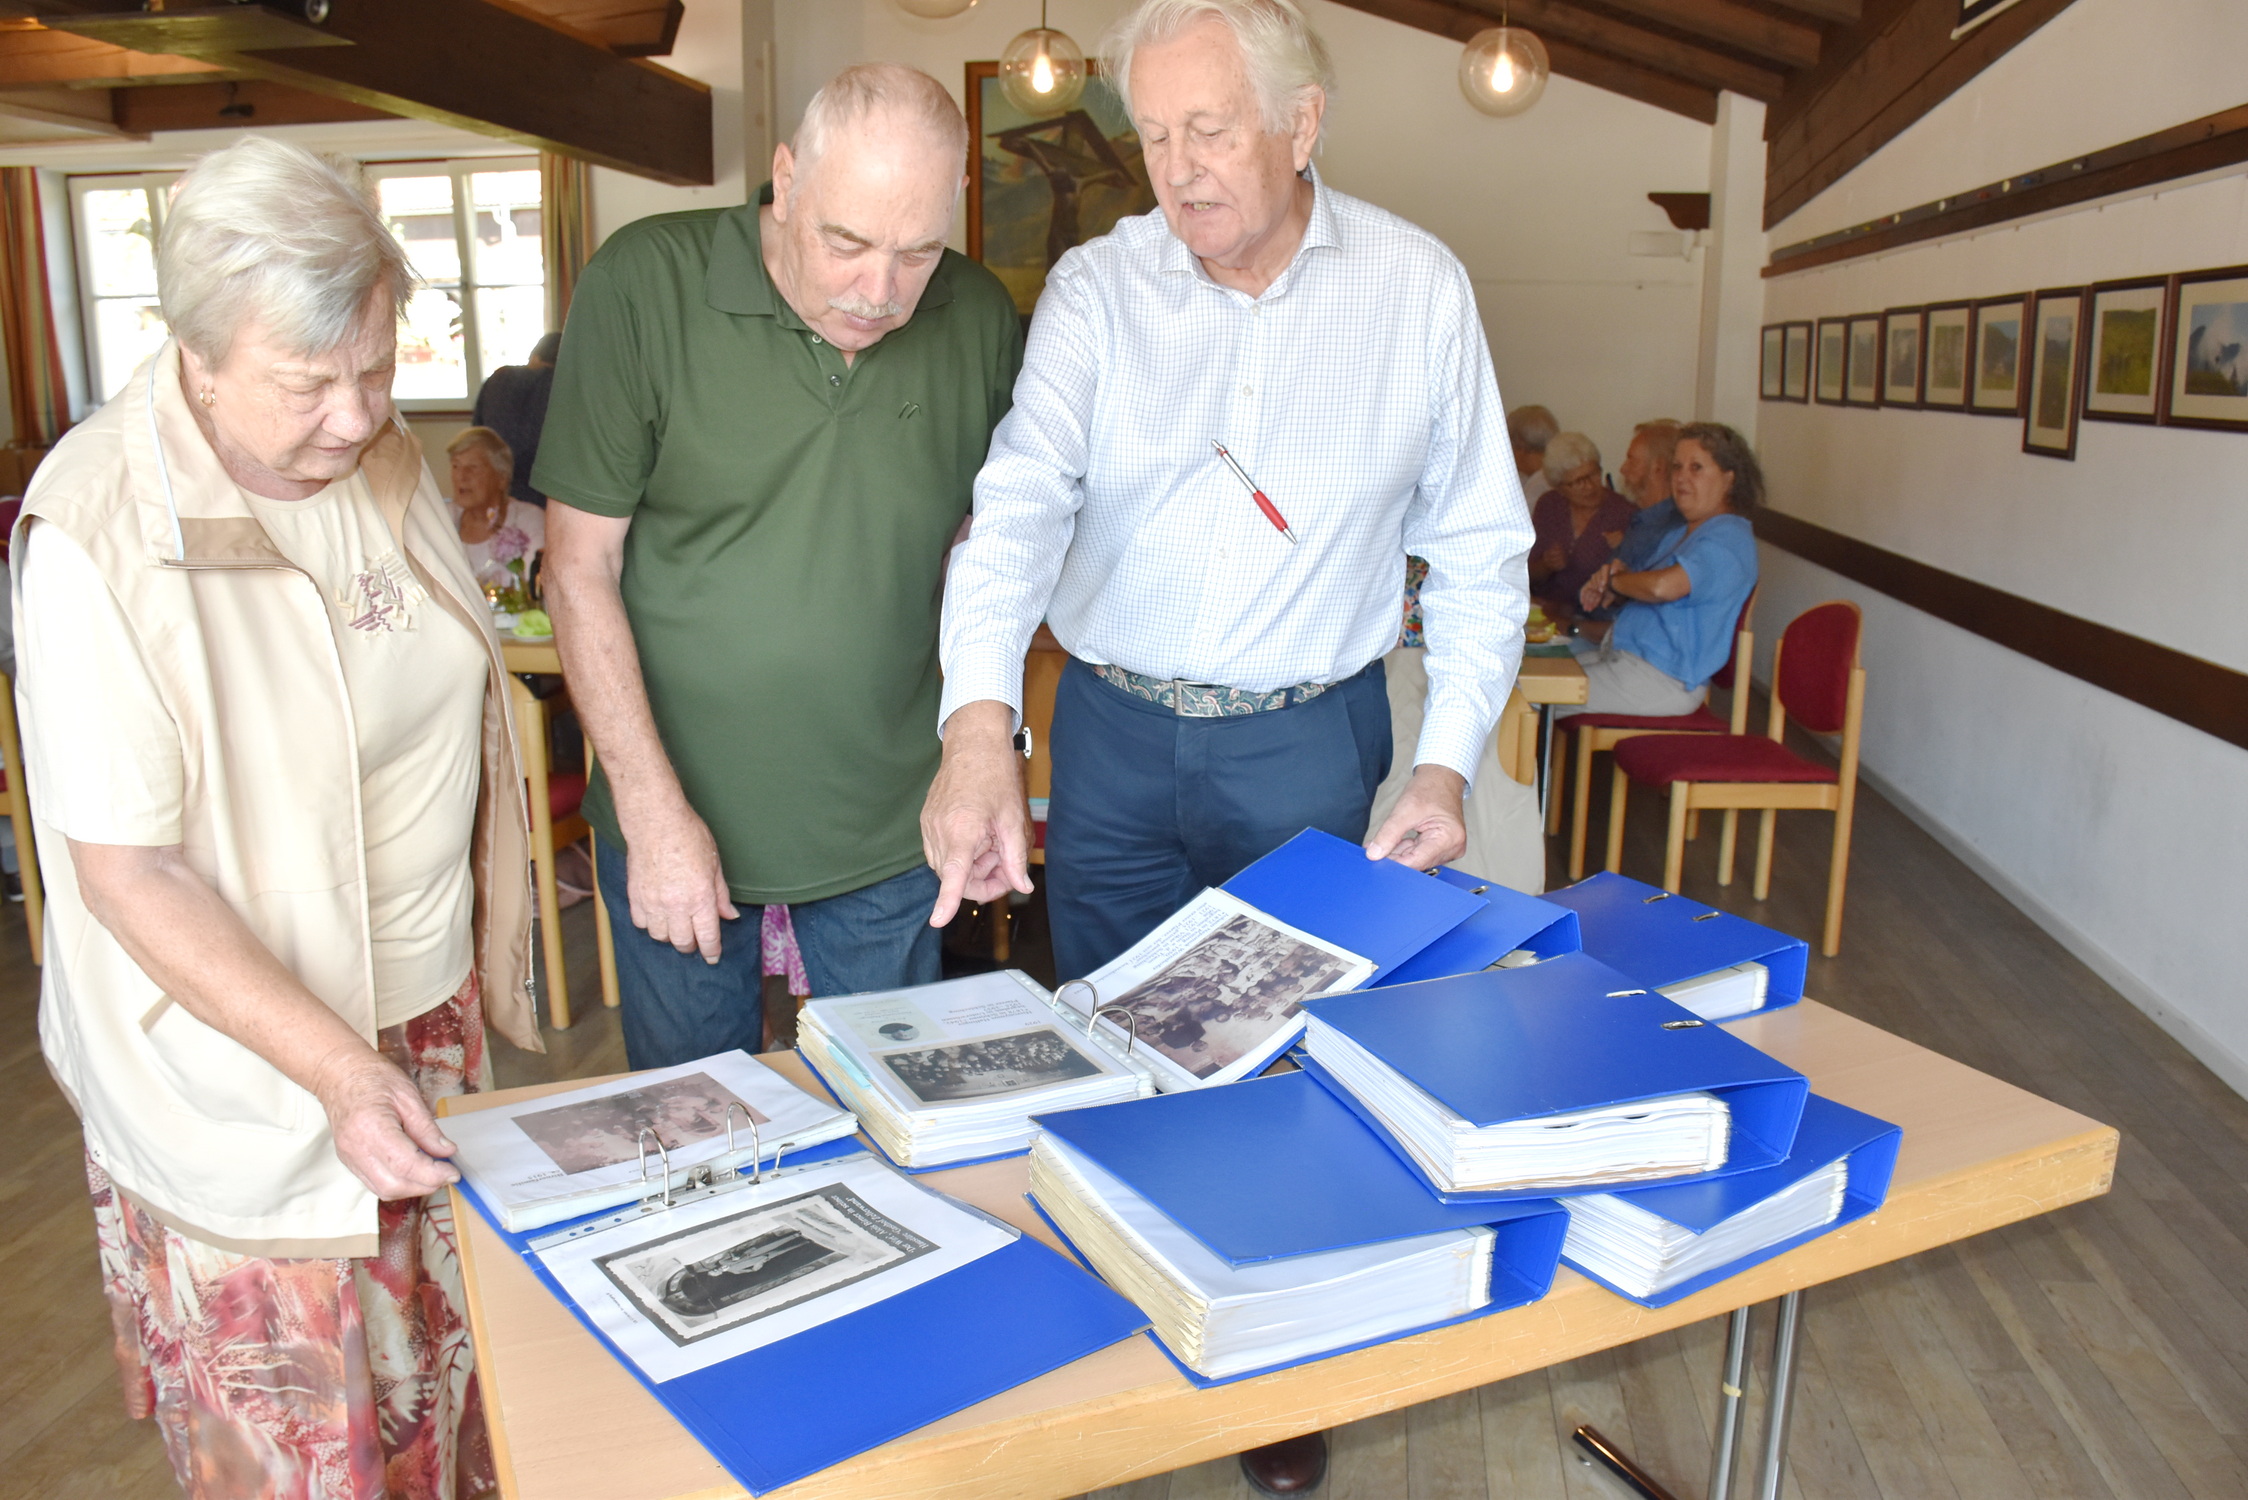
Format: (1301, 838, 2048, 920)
(705, 182, 956, 327)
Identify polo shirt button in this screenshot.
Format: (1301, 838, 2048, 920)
(829, 373, 842, 387)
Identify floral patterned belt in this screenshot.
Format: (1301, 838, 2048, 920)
(1090, 662, 1333, 717)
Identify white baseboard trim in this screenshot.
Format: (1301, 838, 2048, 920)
(1853, 761, 2248, 1102)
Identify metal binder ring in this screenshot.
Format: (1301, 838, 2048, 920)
(637, 1128, 676, 1209)
(1093, 1006, 1140, 1056)
(1057, 979, 1100, 1032)
(723, 1102, 762, 1184)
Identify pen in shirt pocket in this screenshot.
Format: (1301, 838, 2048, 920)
(1211, 441, 1299, 546)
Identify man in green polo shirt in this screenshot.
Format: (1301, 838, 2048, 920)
(536, 64, 1023, 1068)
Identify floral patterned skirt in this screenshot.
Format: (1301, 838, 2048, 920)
(87, 974, 499, 1500)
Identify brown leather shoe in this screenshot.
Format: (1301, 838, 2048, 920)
(1239, 1431, 1328, 1495)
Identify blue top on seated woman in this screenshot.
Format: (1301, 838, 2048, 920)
(1610, 514, 1758, 689)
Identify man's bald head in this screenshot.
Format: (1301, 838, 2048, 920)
(790, 63, 969, 201)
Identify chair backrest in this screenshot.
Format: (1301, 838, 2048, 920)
(1773, 601, 1862, 736)
(1709, 584, 1760, 692)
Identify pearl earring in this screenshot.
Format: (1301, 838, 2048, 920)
(198, 387, 215, 407)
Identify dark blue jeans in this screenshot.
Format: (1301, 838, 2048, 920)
(1044, 657, 1392, 983)
(595, 841, 943, 1069)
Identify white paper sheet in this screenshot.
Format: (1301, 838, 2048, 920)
(538, 1155, 1017, 1383)
(808, 971, 1136, 1112)
(1059, 889, 1375, 1092)
(448, 1052, 859, 1230)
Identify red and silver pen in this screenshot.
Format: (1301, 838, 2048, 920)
(1211, 440, 1299, 546)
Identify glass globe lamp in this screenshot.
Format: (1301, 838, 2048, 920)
(894, 0, 978, 18)
(1459, 27, 1550, 118)
(1000, 25, 1087, 117)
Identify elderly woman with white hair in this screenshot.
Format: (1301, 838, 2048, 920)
(448, 423, 545, 589)
(1528, 429, 1635, 619)
(11, 135, 534, 1497)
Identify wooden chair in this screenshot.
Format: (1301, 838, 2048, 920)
(508, 676, 619, 1028)
(1604, 601, 1865, 956)
(1555, 587, 1760, 881)
(0, 672, 44, 966)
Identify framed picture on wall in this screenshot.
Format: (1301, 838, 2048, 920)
(2082, 276, 2169, 424)
(2164, 264, 2248, 432)
(1845, 315, 1882, 406)
(1815, 318, 1849, 403)
(965, 61, 1157, 318)
(1782, 322, 1812, 401)
(2022, 287, 2087, 459)
(1760, 324, 1787, 399)
(1971, 294, 2028, 415)
(1881, 307, 1924, 407)
(1921, 301, 1974, 408)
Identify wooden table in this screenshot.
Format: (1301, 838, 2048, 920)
(1514, 652, 1587, 819)
(501, 638, 561, 675)
(448, 1000, 2115, 1500)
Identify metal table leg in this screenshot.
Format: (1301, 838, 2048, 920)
(1569, 1294, 1801, 1500)
(1707, 1305, 1753, 1500)
(1755, 1292, 1804, 1500)
(1538, 704, 1557, 824)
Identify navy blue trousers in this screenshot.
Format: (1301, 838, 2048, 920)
(1044, 657, 1392, 982)
(595, 841, 942, 1069)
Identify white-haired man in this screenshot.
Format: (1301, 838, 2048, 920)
(536, 65, 1023, 1068)
(929, 0, 1530, 950)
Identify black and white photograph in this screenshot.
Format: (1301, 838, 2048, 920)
(1110, 914, 1355, 1081)
(514, 1072, 769, 1175)
(596, 1183, 937, 1348)
(880, 1026, 1105, 1105)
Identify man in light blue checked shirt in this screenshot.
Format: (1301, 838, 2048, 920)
(924, 2, 1533, 1029)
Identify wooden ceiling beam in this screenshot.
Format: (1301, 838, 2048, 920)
(1454, 0, 1787, 101)
(1587, 0, 1823, 69)
(503, 0, 685, 58)
(1328, 0, 1721, 120)
(13, 0, 712, 183)
(113, 79, 394, 133)
(1754, 0, 1862, 22)
(0, 23, 223, 88)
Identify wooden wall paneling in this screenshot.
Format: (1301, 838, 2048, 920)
(1763, 0, 2078, 228)
(1767, 104, 2248, 275)
(1750, 509, 2248, 751)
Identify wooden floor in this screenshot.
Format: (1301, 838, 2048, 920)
(6, 719, 2247, 1499)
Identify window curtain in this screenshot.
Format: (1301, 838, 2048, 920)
(0, 167, 69, 451)
(539, 152, 592, 334)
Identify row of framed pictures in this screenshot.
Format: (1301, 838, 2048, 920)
(1758, 263, 2248, 460)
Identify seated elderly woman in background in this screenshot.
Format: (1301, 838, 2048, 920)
(1559, 421, 1762, 718)
(448, 423, 545, 592)
(13, 136, 535, 1497)
(1528, 430, 1636, 620)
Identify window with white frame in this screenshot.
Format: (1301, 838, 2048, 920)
(68, 156, 546, 411)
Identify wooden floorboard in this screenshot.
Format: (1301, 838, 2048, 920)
(7, 685, 2247, 1499)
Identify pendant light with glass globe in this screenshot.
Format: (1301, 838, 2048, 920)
(893, 0, 979, 18)
(999, 0, 1087, 117)
(1459, 10, 1550, 118)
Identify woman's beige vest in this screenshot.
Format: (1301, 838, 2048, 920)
(13, 344, 540, 1257)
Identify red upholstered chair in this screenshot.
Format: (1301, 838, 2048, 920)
(1555, 587, 1759, 881)
(1604, 601, 1865, 956)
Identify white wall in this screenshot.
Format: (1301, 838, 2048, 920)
(1759, 0, 2248, 1091)
(587, 0, 752, 245)
(774, 0, 1712, 465)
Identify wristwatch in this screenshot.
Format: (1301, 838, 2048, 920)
(1013, 727, 1033, 759)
